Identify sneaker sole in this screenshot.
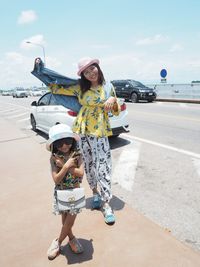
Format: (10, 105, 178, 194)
(48, 251, 60, 260)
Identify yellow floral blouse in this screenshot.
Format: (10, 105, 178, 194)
(50, 83, 120, 137)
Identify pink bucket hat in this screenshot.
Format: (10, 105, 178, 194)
(77, 57, 99, 76)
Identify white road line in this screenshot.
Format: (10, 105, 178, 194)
(112, 140, 140, 191)
(192, 158, 200, 176)
(1, 109, 16, 113)
(8, 112, 28, 119)
(179, 103, 187, 108)
(25, 125, 32, 129)
(3, 110, 22, 114)
(17, 117, 30, 122)
(122, 133, 200, 159)
(0, 101, 29, 110)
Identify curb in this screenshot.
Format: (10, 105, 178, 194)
(156, 98, 200, 104)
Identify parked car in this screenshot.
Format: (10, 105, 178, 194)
(111, 79, 157, 103)
(13, 88, 28, 98)
(30, 92, 129, 137)
(2, 90, 12, 96)
(31, 89, 43, 97)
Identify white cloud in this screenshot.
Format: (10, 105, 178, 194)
(170, 44, 184, 52)
(136, 34, 169, 46)
(5, 52, 24, 64)
(188, 60, 200, 67)
(20, 35, 46, 49)
(18, 10, 37, 24)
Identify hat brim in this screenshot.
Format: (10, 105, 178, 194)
(46, 132, 79, 151)
(77, 59, 99, 76)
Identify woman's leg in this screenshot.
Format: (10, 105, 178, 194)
(58, 213, 77, 245)
(96, 136, 112, 202)
(79, 135, 98, 191)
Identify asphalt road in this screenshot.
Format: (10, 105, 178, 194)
(0, 96, 200, 252)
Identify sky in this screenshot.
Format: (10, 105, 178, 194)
(0, 0, 200, 89)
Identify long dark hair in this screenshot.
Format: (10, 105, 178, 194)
(79, 63, 105, 94)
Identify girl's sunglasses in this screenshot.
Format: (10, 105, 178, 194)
(54, 138, 73, 148)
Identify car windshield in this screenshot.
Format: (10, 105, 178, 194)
(129, 80, 146, 88)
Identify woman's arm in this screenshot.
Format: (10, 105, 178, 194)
(104, 83, 120, 115)
(49, 84, 80, 97)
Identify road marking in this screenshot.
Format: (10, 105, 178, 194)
(17, 117, 30, 123)
(112, 140, 140, 191)
(0, 101, 29, 110)
(132, 110, 200, 123)
(122, 133, 200, 159)
(0, 109, 16, 113)
(192, 158, 200, 176)
(25, 125, 32, 129)
(179, 103, 187, 108)
(8, 112, 28, 119)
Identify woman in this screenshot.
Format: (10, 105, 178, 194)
(50, 57, 120, 225)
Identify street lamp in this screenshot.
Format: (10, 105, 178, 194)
(26, 41, 46, 66)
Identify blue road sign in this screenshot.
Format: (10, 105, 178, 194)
(160, 69, 167, 78)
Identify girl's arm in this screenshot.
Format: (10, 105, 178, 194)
(68, 155, 84, 179)
(50, 156, 78, 184)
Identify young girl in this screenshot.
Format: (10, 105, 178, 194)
(50, 57, 120, 225)
(46, 124, 84, 260)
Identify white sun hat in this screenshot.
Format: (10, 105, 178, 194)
(46, 124, 79, 151)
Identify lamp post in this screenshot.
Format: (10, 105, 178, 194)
(26, 41, 46, 66)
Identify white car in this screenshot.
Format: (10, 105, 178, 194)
(31, 89, 43, 96)
(30, 92, 129, 137)
(13, 88, 28, 98)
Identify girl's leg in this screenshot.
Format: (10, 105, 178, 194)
(61, 213, 74, 240)
(58, 213, 77, 245)
(60, 213, 83, 254)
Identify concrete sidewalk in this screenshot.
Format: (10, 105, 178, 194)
(1, 119, 200, 267)
(51, 181, 200, 267)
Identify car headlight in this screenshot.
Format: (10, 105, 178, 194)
(139, 90, 146, 93)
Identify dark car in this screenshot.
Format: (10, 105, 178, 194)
(111, 79, 157, 103)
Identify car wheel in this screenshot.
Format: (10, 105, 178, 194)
(130, 93, 138, 103)
(30, 115, 37, 131)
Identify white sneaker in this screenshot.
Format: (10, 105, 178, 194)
(47, 238, 60, 260)
(103, 204, 115, 225)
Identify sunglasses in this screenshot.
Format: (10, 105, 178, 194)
(54, 138, 74, 148)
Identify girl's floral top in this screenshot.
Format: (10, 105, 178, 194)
(52, 151, 82, 189)
(50, 83, 120, 137)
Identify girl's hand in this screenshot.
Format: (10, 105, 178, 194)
(104, 97, 117, 112)
(52, 155, 65, 168)
(64, 157, 78, 169)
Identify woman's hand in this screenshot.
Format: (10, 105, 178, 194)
(104, 97, 117, 112)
